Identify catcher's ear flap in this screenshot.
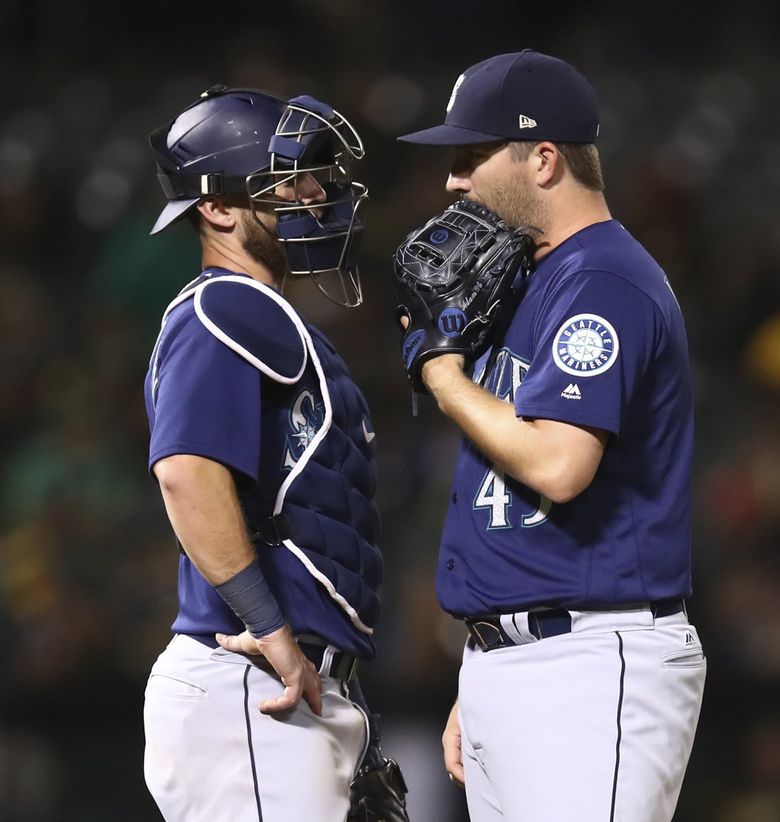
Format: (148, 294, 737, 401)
(394, 304, 411, 333)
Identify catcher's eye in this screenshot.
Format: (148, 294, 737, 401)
(273, 173, 327, 205)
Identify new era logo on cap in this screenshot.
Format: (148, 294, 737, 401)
(399, 49, 599, 146)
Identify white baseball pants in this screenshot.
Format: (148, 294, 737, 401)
(143, 635, 368, 822)
(458, 608, 706, 822)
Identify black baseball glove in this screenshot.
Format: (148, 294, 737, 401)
(393, 200, 536, 392)
(348, 757, 409, 822)
(347, 699, 409, 822)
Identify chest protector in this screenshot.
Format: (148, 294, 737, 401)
(158, 271, 382, 634)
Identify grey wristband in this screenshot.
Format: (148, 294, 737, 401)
(215, 561, 286, 638)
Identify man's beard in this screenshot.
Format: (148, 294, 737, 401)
(479, 175, 546, 232)
(240, 210, 291, 281)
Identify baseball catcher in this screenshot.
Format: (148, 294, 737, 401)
(393, 200, 536, 392)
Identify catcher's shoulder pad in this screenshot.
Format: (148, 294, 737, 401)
(194, 275, 308, 383)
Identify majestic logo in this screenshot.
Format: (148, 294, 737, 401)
(518, 114, 538, 129)
(552, 314, 619, 377)
(561, 383, 581, 400)
(438, 307, 467, 338)
(446, 73, 466, 112)
(283, 389, 325, 469)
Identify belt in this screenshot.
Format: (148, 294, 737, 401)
(299, 641, 359, 681)
(187, 633, 359, 680)
(464, 598, 686, 652)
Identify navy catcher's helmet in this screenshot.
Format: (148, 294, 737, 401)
(149, 85, 368, 307)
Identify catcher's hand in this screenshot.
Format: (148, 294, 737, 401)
(393, 200, 536, 392)
(348, 757, 409, 822)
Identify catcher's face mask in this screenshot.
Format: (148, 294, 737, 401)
(150, 88, 368, 308)
(248, 96, 368, 308)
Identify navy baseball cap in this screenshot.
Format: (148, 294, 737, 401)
(399, 50, 599, 146)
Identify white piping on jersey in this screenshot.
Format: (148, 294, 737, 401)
(152, 274, 373, 636)
(194, 276, 308, 384)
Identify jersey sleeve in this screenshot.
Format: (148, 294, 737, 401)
(149, 306, 261, 481)
(514, 270, 663, 433)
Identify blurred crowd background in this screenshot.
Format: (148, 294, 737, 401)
(0, 1, 779, 819)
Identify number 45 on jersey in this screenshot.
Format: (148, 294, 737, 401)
(474, 466, 551, 529)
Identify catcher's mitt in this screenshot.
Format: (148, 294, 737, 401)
(348, 757, 409, 822)
(393, 199, 536, 392)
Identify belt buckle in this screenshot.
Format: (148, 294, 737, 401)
(467, 619, 506, 652)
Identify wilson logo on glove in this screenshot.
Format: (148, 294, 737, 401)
(438, 308, 468, 337)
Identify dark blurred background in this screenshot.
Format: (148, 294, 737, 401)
(0, 0, 779, 819)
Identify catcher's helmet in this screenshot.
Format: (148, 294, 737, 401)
(149, 85, 368, 307)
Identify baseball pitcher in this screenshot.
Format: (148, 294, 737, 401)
(394, 50, 705, 822)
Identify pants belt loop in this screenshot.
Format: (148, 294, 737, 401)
(319, 644, 336, 677)
(500, 612, 537, 644)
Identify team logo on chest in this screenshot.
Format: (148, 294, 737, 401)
(283, 389, 325, 469)
(552, 313, 619, 377)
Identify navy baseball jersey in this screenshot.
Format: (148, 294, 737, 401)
(145, 268, 382, 659)
(437, 220, 693, 617)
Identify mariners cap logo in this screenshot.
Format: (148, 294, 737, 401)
(552, 313, 619, 377)
(446, 73, 466, 112)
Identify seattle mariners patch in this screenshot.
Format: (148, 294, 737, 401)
(283, 388, 325, 469)
(552, 313, 619, 377)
